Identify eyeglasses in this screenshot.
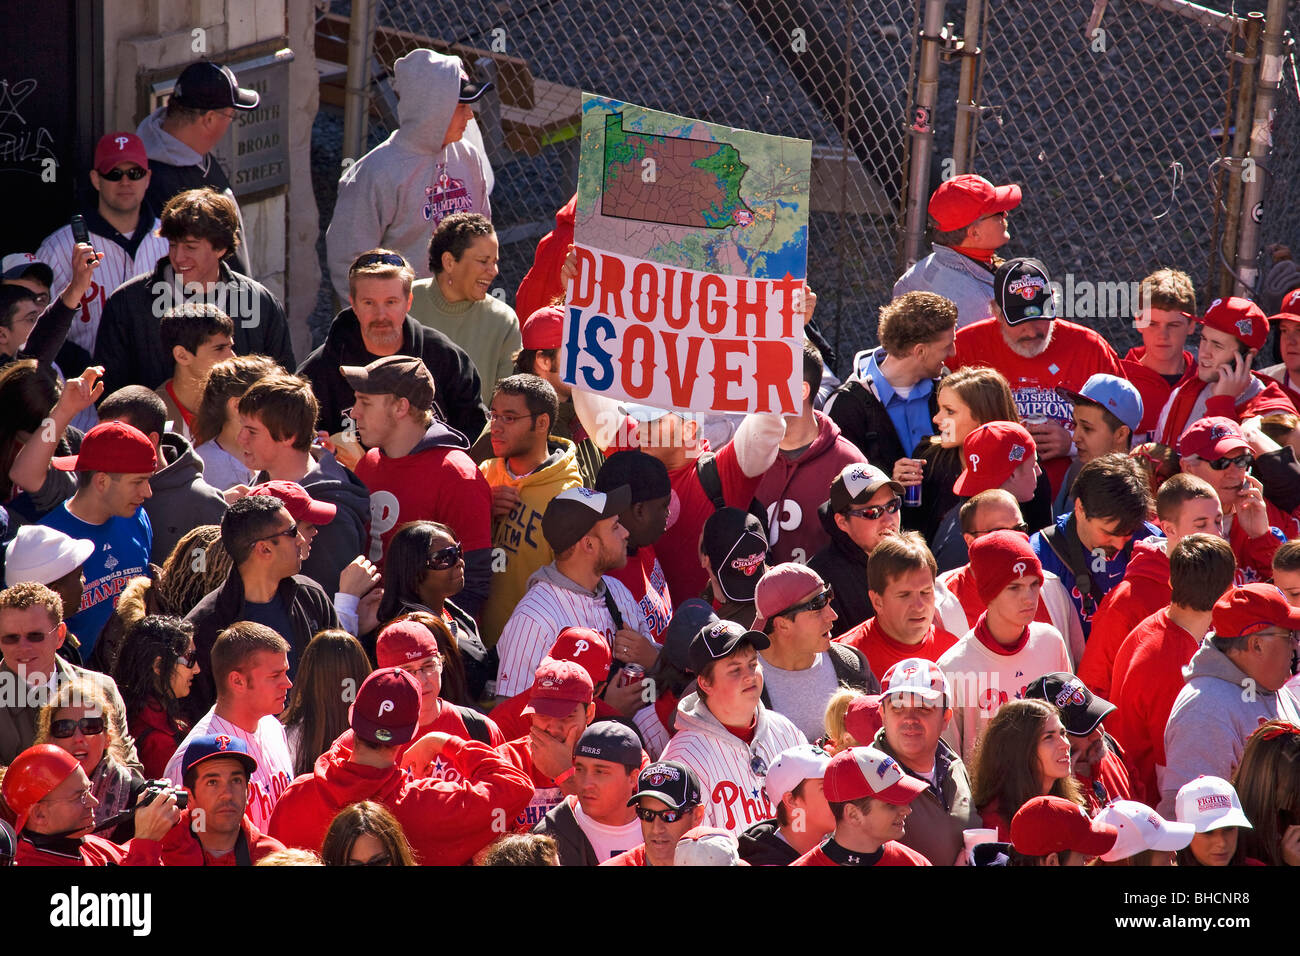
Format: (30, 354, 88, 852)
(352, 252, 407, 270)
(980, 210, 1009, 222)
(402, 659, 443, 679)
(0, 623, 60, 646)
(258, 525, 300, 545)
(426, 543, 463, 570)
(972, 522, 1030, 538)
(1206, 452, 1254, 471)
(635, 805, 692, 823)
(50, 716, 106, 738)
(99, 166, 147, 181)
(846, 497, 902, 521)
(346, 852, 392, 866)
(780, 586, 834, 618)
(46, 784, 94, 808)
(487, 411, 538, 426)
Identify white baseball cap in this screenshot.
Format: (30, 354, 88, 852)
(4, 525, 96, 587)
(674, 827, 746, 866)
(1095, 800, 1196, 861)
(881, 657, 951, 706)
(763, 744, 832, 806)
(1175, 776, 1253, 832)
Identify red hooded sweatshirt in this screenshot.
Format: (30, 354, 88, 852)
(1077, 540, 1171, 699)
(514, 193, 576, 322)
(159, 808, 284, 866)
(128, 696, 187, 781)
(268, 734, 534, 865)
(15, 831, 161, 866)
(1120, 347, 1196, 438)
(754, 411, 866, 565)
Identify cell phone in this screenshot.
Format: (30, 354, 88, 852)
(70, 214, 95, 254)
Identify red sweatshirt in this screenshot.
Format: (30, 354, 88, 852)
(1155, 373, 1297, 449)
(835, 618, 958, 677)
(336, 701, 508, 783)
(268, 734, 534, 865)
(1077, 540, 1171, 699)
(15, 831, 162, 866)
(754, 411, 866, 565)
(1107, 608, 1200, 804)
(128, 696, 187, 781)
(1120, 347, 1196, 439)
(159, 808, 285, 865)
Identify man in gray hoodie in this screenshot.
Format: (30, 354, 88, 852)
(1161, 583, 1300, 815)
(326, 49, 493, 302)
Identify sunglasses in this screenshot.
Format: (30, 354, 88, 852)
(846, 497, 902, 521)
(635, 805, 692, 823)
(352, 252, 407, 270)
(780, 586, 834, 618)
(346, 853, 392, 866)
(426, 543, 462, 570)
(258, 525, 300, 544)
(1206, 452, 1254, 471)
(0, 623, 60, 646)
(50, 716, 106, 738)
(972, 522, 1030, 538)
(99, 166, 147, 181)
(177, 647, 198, 669)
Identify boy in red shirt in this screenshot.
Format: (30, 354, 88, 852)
(1107, 533, 1235, 803)
(790, 744, 932, 866)
(837, 531, 958, 675)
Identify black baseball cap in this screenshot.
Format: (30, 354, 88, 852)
(1023, 672, 1115, 736)
(171, 61, 260, 111)
(573, 722, 642, 768)
(595, 449, 670, 503)
(541, 485, 631, 553)
(459, 75, 494, 103)
(994, 257, 1057, 326)
(660, 599, 719, 674)
(629, 760, 702, 809)
(702, 507, 768, 603)
(687, 619, 769, 674)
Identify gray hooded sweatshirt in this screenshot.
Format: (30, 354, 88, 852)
(144, 433, 229, 564)
(326, 49, 492, 300)
(1160, 638, 1300, 815)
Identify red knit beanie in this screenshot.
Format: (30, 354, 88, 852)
(969, 529, 1044, 606)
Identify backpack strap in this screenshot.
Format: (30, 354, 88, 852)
(695, 452, 727, 509)
(454, 705, 493, 745)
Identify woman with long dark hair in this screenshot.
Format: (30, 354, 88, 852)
(970, 698, 1084, 841)
(111, 615, 200, 779)
(1233, 719, 1300, 866)
(280, 629, 373, 776)
(375, 520, 492, 698)
(320, 801, 416, 866)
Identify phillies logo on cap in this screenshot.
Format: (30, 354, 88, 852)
(1053, 680, 1087, 708)
(574, 638, 590, 655)
(1012, 561, 1027, 577)
(968, 453, 981, 472)
(1007, 275, 1046, 300)
(1009, 444, 1025, 462)
(1237, 317, 1254, 338)
(900, 662, 919, 679)
(215, 735, 231, 751)
(848, 465, 871, 481)
(647, 766, 680, 786)
(114, 135, 129, 150)
(378, 699, 395, 715)
(1196, 794, 1231, 812)
(731, 552, 764, 575)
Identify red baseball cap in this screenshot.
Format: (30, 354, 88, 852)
(248, 480, 337, 525)
(969, 529, 1043, 606)
(928, 174, 1022, 232)
(842, 694, 883, 745)
(93, 132, 148, 174)
(1176, 416, 1250, 461)
(522, 658, 593, 718)
(1010, 795, 1119, 857)
(521, 305, 563, 350)
(349, 668, 421, 746)
(822, 745, 928, 805)
(1272, 288, 1300, 323)
(953, 421, 1036, 497)
(1200, 296, 1268, 352)
(51, 421, 156, 474)
(1211, 583, 1300, 639)
(375, 619, 439, 668)
(752, 562, 826, 631)
(548, 626, 612, 685)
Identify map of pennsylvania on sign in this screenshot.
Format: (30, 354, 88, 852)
(576, 94, 811, 280)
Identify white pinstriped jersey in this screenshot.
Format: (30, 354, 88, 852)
(36, 220, 169, 353)
(495, 567, 649, 698)
(163, 710, 294, 833)
(659, 693, 807, 834)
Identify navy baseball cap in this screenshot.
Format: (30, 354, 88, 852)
(182, 734, 258, 782)
(574, 722, 642, 769)
(595, 449, 671, 503)
(660, 599, 719, 674)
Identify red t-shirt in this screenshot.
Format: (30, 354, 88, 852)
(354, 442, 492, 565)
(835, 618, 958, 677)
(606, 545, 673, 639)
(949, 318, 1123, 493)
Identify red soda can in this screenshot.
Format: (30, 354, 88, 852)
(618, 663, 645, 688)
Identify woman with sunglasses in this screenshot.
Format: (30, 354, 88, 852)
(111, 615, 200, 779)
(35, 679, 146, 843)
(1233, 720, 1300, 866)
(376, 520, 493, 699)
(320, 800, 416, 866)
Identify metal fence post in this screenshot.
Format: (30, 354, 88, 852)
(1219, 15, 1260, 299)
(1236, 0, 1290, 296)
(951, 0, 984, 174)
(342, 0, 376, 167)
(903, 0, 949, 268)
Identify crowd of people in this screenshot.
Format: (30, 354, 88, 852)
(2, 51, 1300, 871)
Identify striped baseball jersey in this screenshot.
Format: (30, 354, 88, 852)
(163, 709, 294, 833)
(36, 215, 169, 354)
(659, 693, 807, 835)
(495, 564, 649, 699)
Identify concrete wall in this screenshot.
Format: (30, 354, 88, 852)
(101, 0, 319, 358)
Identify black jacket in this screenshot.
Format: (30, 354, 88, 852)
(807, 502, 874, 636)
(532, 796, 599, 867)
(737, 819, 801, 866)
(93, 258, 295, 396)
(298, 308, 487, 442)
(184, 569, 339, 716)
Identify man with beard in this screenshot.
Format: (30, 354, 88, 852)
(947, 257, 1123, 495)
